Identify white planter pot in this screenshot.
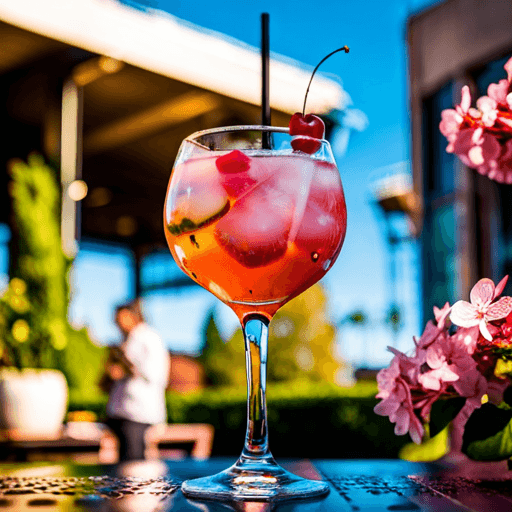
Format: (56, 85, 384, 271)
(0, 369, 68, 437)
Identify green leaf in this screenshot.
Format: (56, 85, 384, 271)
(399, 427, 449, 462)
(429, 396, 466, 438)
(462, 403, 512, 460)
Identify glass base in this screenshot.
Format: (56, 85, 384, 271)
(181, 455, 329, 502)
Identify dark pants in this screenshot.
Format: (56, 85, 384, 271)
(107, 417, 151, 462)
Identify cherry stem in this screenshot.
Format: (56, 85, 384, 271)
(302, 46, 350, 117)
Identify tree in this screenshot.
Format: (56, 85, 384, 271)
(3, 154, 107, 396)
(200, 284, 347, 386)
(199, 309, 245, 387)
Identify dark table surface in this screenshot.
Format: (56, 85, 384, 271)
(0, 456, 511, 511)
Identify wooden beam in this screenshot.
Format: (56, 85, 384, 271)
(83, 91, 221, 156)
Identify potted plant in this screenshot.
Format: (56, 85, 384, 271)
(0, 155, 70, 438)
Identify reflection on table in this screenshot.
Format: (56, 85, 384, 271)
(0, 458, 511, 511)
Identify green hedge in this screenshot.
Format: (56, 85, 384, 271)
(68, 380, 410, 458)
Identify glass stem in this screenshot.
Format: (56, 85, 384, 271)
(241, 314, 271, 459)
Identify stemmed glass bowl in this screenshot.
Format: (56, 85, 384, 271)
(164, 125, 347, 501)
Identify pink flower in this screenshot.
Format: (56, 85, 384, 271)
(413, 322, 437, 351)
(450, 127, 501, 172)
(375, 356, 401, 400)
(450, 325, 480, 355)
(504, 56, 512, 82)
(476, 96, 498, 127)
(433, 302, 451, 329)
(450, 277, 512, 341)
(439, 110, 463, 152)
(418, 336, 460, 391)
(375, 272, 512, 448)
(438, 57, 512, 184)
(491, 140, 512, 184)
(374, 367, 424, 444)
(374, 354, 425, 444)
(487, 79, 510, 105)
(457, 85, 472, 116)
(440, 86, 473, 152)
(445, 334, 486, 401)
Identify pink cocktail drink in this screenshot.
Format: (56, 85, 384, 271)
(164, 125, 346, 501)
(165, 150, 346, 322)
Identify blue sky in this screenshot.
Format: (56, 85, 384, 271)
(26, 0, 446, 366)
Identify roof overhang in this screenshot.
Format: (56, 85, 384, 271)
(0, 0, 347, 251)
(0, 0, 346, 115)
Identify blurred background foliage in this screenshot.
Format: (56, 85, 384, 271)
(0, 155, 107, 394)
(2, 154, 69, 368)
(200, 284, 351, 387)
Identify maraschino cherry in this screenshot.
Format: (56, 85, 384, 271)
(289, 46, 349, 154)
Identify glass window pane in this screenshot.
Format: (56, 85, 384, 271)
(423, 82, 455, 198)
(475, 56, 509, 96)
(422, 203, 456, 320)
(474, 56, 512, 290)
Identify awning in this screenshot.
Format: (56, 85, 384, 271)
(0, 0, 347, 253)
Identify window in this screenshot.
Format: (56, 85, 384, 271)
(423, 83, 456, 199)
(474, 55, 512, 291)
(421, 83, 457, 323)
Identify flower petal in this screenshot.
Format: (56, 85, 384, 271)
(468, 146, 484, 166)
(393, 408, 410, 436)
(485, 296, 512, 321)
(479, 319, 493, 341)
(494, 275, 509, 299)
(374, 398, 400, 417)
(439, 109, 462, 137)
(460, 85, 471, 114)
(433, 302, 451, 328)
(450, 300, 479, 327)
(470, 278, 495, 308)
(488, 79, 509, 104)
(505, 57, 512, 82)
(409, 419, 424, 445)
(418, 372, 442, 391)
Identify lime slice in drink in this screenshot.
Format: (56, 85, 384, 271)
(166, 158, 229, 236)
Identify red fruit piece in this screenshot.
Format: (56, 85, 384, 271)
(289, 113, 325, 154)
(216, 150, 257, 198)
(214, 186, 293, 268)
(291, 136, 321, 154)
(216, 150, 250, 174)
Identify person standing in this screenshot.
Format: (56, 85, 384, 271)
(104, 299, 170, 462)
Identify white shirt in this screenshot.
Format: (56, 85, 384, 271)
(107, 323, 170, 425)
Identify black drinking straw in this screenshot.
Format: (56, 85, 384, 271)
(261, 13, 271, 148)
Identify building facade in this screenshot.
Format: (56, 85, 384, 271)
(408, 0, 512, 324)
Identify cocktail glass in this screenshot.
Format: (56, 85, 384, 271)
(164, 125, 347, 501)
